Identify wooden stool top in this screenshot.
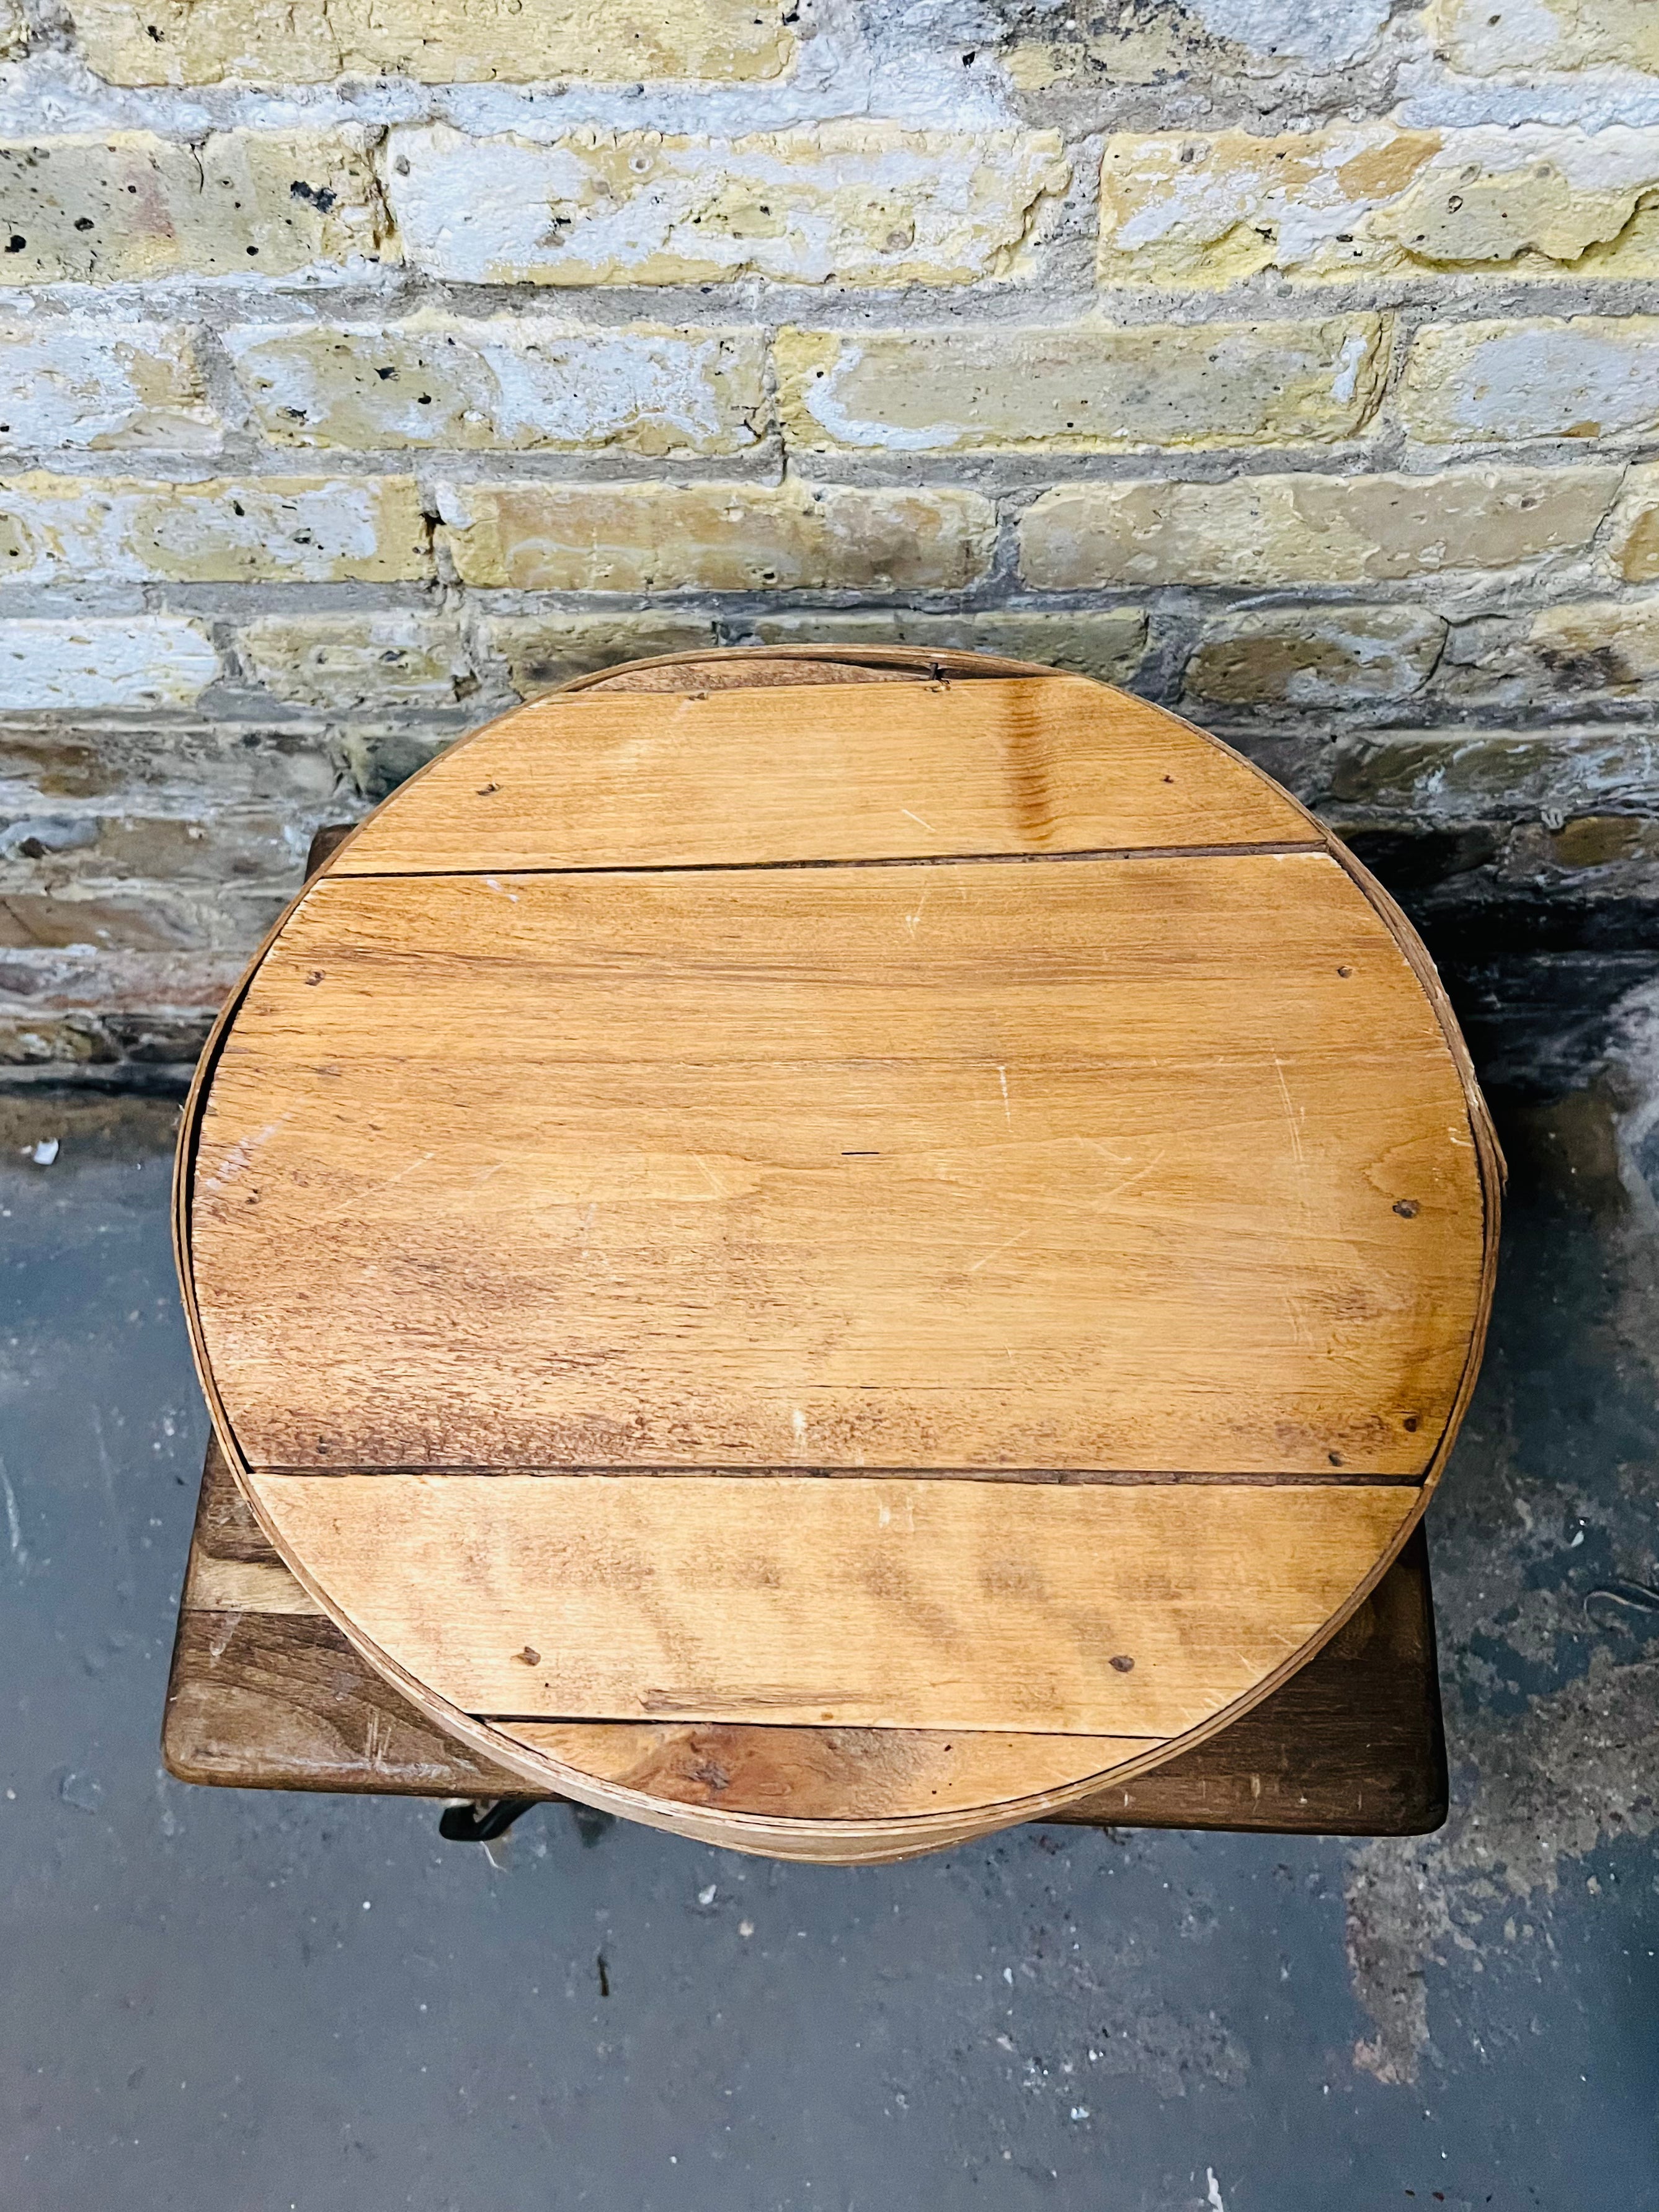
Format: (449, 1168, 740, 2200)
(174, 647, 1499, 1862)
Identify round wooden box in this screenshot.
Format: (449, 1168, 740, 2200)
(174, 647, 1500, 1863)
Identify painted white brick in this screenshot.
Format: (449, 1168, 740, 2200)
(0, 323, 218, 451)
(1099, 125, 1659, 286)
(778, 320, 1387, 452)
(1429, 0, 1659, 75)
(0, 619, 220, 709)
(385, 123, 1070, 288)
(223, 317, 767, 454)
(0, 474, 429, 583)
(1402, 316, 1659, 443)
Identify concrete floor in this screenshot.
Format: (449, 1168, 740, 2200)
(2, 994, 1658, 2212)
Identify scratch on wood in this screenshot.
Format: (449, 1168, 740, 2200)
(967, 1224, 1036, 1274)
(1272, 1057, 1306, 1171)
(365, 1150, 435, 1198)
(200, 1120, 287, 1191)
(364, 1710, 389, 1770)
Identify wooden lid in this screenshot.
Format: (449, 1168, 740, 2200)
(175, 647, 1499, 1862)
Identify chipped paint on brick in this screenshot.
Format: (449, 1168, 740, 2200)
(1021, 464, 1620, 588)
(223, 316, 768, 454)
(1100, 124, 1659, 285)
(385, 123, 1070, 288)
(0, 618, 219, 709)
(0, 473, 429, 584)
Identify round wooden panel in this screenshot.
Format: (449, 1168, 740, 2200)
(176, 647, 1500, 1862)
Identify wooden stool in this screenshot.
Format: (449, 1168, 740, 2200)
(170, 647, 1498, 1863)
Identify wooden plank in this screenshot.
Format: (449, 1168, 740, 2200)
(327, 677, 1313, 876)
(164, 1439, 532, 1799)
(166, 1437, 1139, 1814)
(244, 1472, 1416, 1733)
(164, 1444, 1445, 1833)
(164, 1614, 532, 1799)
(496, 1723, 1146, 1819)
(193, 853, 1486, 1475)
(1050, 1522, 1447, 1836)
(183, 1550, 321, 1615)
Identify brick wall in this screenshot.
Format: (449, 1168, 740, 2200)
(2, 0, 1657, 1078)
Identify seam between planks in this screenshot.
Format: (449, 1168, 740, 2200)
(478, 1714, 1168, 1739)
(326, 839, 1328, 879)
(247, 1465, 1428, 1485)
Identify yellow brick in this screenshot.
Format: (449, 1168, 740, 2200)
(1401, 316, 1659, 443)
(388, 123, 1070, 288)
(1437, 596, 1659, 709)
(223, 317, 767, 455)
(484, 615, 721, 697)
(1185, 608, 1447, 708)
(75, 0, 793, 83)
(0, 474, 428, 583)
(745, 611, 1149, 684)
(1100, 125, 1659, 286)
(439, 482, 995, 594)
(1430, 0, 1659, 74)
(1020, 465, 1619, 589)
(778, 319, 1385, 453)
(1519, 599, 1659, 687)
(0, 131, 388, 283)
(1606, 463, 1659, 581)
(241, 614, 471, 709)
(1510, 816, 1659, 882)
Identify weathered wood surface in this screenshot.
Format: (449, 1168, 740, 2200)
(193, 854, 1483, 1478)
(164, 1439, 1447, 1836)
(327, 675, 1313, 876)
(174, 649, 1496, 1858)
(246, 1470, 1415, 1731)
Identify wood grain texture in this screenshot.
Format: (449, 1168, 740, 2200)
(244, 1472, 1415, 1732)
(496, 1721, 1145, 1818)
(327, 676, 1314, 876)
(167, 1439, 1139, 1816)
(1051, 1530, 1448, 1836)
(164, 1438, 532, 1799)
(173, 647, 1495, 1857)
(164, 1441, 1445, 1835)
(193, 853, 1485, 1475)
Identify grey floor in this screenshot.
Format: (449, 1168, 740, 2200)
(3, 999, 1658, 2211)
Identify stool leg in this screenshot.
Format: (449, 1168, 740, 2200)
(438, 1796, 539, 1844)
